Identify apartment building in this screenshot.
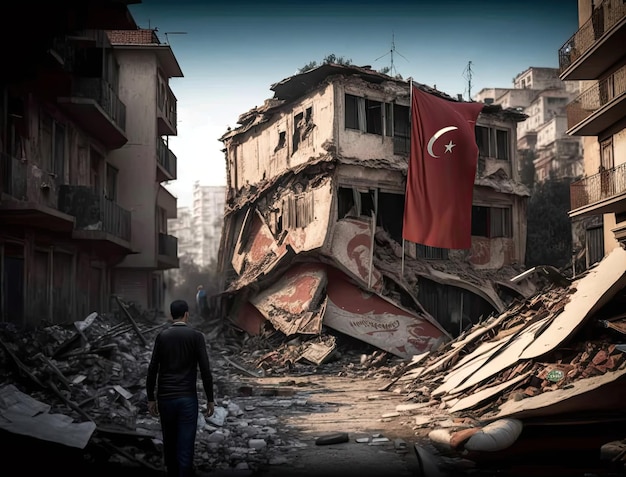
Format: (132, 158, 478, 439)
(169, 206, 195, 260)
(105, 29, 182, 311)
(191, 182, 226, 267)
(0, 1, 139, 326)
(475, 67, 582, 183)
(559, 0, 626, 266)
(216, 64, 531, 352)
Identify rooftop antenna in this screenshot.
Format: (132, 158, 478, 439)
(375, 33, 408, 76)
(462, 61, 473, 101)
(163, 32, 188, 44)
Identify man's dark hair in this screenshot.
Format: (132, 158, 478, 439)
(170, 300, 189, 320)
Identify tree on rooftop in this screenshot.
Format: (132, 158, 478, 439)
(298, 53, 353, 73)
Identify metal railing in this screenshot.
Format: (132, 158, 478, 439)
(570, 162, 626, 210)
(58, 185, 131, 242)
(559, 0, 626, 73)
(72, 77, 127, 131)
(157, 75, 177, 130)
(157, 138, 177, 178)
(0, 152, 27, 200)
(158, 233, 178, 258)
(566, 64, 626, 129)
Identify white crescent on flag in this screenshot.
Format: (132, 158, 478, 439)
(426, 126, 458, 158)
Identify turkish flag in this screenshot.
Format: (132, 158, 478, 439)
(402, 86, 484, 249)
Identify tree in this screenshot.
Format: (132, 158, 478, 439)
(525, 178, 572, 270)
(298, 53, 353, 73)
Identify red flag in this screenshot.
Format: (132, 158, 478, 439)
(402, 86, 484, 249)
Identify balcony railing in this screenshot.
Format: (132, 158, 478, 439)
(559, 0, 626, 73)
(158, 233, 178, 258)
(1, 153, 27, 200)
(72, 77, 127, 131)
(570, 162, 626, 210)
(58, 186, 131, 242)
(157, 138, 177, 179)
(566, 64, 626, 129)
(157, 75, 177, 134)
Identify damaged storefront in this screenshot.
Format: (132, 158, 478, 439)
(216, 63, 534, 355)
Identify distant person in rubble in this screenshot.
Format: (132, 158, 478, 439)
(196, 284, 208, 317)
(146, 299, 215, 477)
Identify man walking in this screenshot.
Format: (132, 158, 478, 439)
(147, 299, 215, 477)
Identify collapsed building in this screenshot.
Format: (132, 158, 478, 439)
(216, 64, 533, 358)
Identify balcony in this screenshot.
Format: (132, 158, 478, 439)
(157, 138, 177, 181)
(58, 185, 132, 249)
(58, 78, 127, 149)
(570, 162, 626, 217)
(157, 233, 179, 269)
(157, 76, 177, 135)
(559, 0, 626, 81)
(566, 65, 626, 136)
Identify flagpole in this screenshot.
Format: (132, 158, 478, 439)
(402, 79, 413, 278)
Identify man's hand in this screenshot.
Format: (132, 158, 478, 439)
(147, 400, 159, 417)
(205, 402, 215, 418)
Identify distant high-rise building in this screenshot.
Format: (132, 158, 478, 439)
(168, 182, 225, 267)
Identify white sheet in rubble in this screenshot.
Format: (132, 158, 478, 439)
(0, 384, 96, 449)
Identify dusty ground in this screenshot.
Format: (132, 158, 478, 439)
(234, 374, 423, 477)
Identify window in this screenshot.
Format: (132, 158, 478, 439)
(475, 126, 510, 161)
(345, 94, 359, 130)
(365, 99, 383, 135)
(471, 206, 512, 238)
(275, 131, 286, 152)
(105, 163, 118, 201)
(40, 112, 66, 177)
(393, 104, 410, 154)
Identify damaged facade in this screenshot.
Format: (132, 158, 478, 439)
(217, 64, 532, 356)
(0, 1, 182, 326)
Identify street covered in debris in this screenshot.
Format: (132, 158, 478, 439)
(2, 247, 626, 477)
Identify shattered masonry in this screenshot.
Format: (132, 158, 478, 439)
(216, 63, 533, 352)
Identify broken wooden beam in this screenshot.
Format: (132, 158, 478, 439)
(0, 335, 46, 388)
(47, 380, 94, 423)
(34, 352, 72, 391)
(114, 296, 148, 347)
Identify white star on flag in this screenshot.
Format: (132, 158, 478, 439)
(444, 141, 456, 153)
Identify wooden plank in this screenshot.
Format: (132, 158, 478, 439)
(448, 371, 532, 413)
(115, 295, 148, 347)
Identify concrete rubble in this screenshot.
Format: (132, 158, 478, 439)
(0, 297, 414, 475)
(383, 246, 626, 475)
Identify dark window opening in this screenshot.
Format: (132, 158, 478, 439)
(275, 131, 286, 152)
(377, 192, 404, 243)
(393, 104, 410, 154)
(385, 103, 393, 137)
(471, 205, 512, 238)
(345, 94, 359, 130)
(475, 126, 489, 158)
(305, 107, 312, 122)
(360, 191, 375, 217)
(105, 163, 118, 201)
(337, 187, 355, 219)
(496, 129, 509, 161)
(365, 99, 382, 135)
(292, 112, 304, 152)
(54, 123, 65, 179)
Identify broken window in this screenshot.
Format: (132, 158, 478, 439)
(275, 131, 286, 152)
(471, 205, 512, 238)
(377, 192, 404, 243)
(393, 104, 410, 154)
(365, 99, 383, 135)
(337, 187, 355, 218)
(475, 126, 510, 161)
(40, 111, 66, 178)
(586, 226, 604, 268)
(292, 112, 304, 152)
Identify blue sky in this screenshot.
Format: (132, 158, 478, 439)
(128, 0, 579, 208)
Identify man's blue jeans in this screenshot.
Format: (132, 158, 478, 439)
(158, 396, 199, 477)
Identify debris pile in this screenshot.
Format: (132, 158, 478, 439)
(383, 247, 626, 475)
(0, 297, 411, 474)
